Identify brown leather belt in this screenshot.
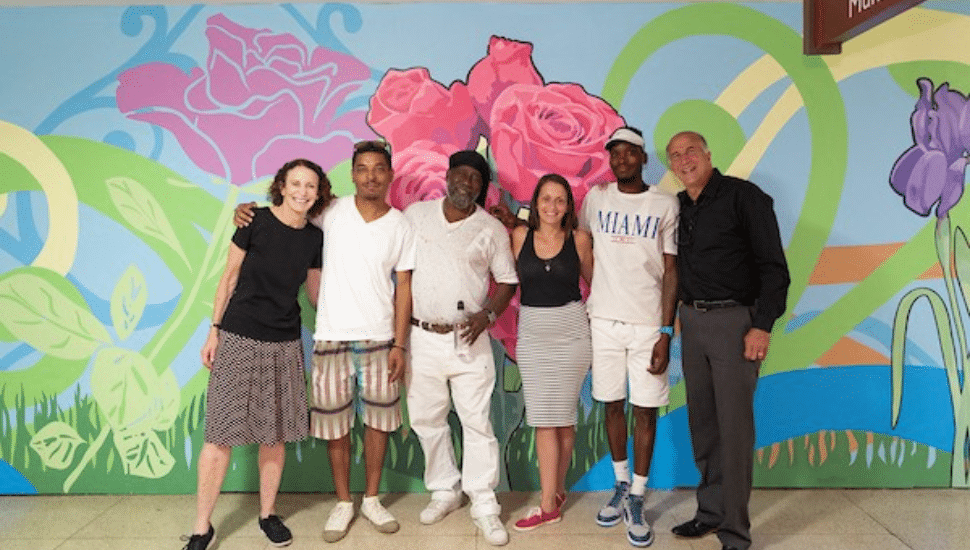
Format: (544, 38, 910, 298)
(410, 317, 454, 334)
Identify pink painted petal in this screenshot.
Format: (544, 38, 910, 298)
(467, 36, 543, 127)
(117, 63, 201, 113)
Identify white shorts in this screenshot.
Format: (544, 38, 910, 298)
(590, 317, 669, 408)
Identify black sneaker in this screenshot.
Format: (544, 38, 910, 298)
(258, 514, 293, 547)
(180, 524, 215, 550)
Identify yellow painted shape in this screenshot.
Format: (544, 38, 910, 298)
(716, 7, 970, 180)
(0, 120, 78, 274)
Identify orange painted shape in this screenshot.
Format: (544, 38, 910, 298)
(815, 337, 889, 367)
(810, 244, 942, 285)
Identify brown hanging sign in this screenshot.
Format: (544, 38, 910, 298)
(804, 0, 928, 55)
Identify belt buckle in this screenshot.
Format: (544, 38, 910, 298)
(693, 300, 710, 312)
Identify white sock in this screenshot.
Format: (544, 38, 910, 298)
(612, 460, 630, 484)
(630, 474, 648, 496)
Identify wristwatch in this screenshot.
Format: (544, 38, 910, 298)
(484, 308, 497, 325)
(659, 326, 674, 337)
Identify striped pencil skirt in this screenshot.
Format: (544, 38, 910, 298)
(516, 301, 592, 427)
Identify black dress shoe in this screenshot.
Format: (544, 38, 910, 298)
(671, 518, 718, 537)
(722, 546, 742, 550)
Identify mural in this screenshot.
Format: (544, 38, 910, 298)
(1, 1, 969, 495)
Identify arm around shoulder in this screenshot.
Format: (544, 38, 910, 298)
(574, 229, 594, 286)
(511, 225, 528, 259)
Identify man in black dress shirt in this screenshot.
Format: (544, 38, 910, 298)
(666, 131, 789, 550)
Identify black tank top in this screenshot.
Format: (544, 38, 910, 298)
(517, 229, 582, 307)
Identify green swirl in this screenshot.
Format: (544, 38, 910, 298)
(602, 4, 849, 387)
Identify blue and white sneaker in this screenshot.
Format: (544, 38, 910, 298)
(596, 481, 629, 527)
(624, 494, 654, 547)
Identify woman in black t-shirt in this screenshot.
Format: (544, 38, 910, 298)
(182, 159, 331, 550)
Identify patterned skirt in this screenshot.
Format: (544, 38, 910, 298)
(516, 301, 592, 427)
(204, 330, 309, 446)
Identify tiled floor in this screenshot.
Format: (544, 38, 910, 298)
(0, 488, 965, 549)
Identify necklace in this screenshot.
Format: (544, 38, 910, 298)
(544, 258, 552, 272)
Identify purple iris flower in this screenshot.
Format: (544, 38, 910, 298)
(890, 78, 970, 218)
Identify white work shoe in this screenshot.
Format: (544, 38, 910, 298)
(419, 497, 462, 525)
(323, 501, 354, 543)
(361, 495, 399, 534)
(474, 514, 509, 546)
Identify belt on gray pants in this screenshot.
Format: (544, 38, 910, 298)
(686, 299, 745, 312)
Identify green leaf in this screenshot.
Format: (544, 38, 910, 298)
(105, 176, 191, 269)
(888, 61, 970, 99)
(328, 158, 354, 198)
(151, 367, 181, 432)
(112, 428, 175, 479)
(91, 347, 169, 432)
(503, 357, 521, 393)
(110, 264, 148, 342)
(0, 268, 111, 359)
(29, 421, 85, 470)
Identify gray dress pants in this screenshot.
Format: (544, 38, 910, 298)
(679, 303, 760, 550)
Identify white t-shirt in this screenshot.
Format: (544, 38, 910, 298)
(314, 196, 416, 341)
(406, 198, 519, 323)
(579, 183, 678, 325)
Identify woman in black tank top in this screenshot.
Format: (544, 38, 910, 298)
(511, 174, 593, 531)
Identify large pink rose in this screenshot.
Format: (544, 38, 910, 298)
(368, 68, 480, 153)
(467, 35, 543, 137)
(116, 14, 373, 184)
(489, 82, 625, 206)
(388, 140, 458, 211)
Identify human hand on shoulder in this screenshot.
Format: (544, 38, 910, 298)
(233, 201, 258, 228)
(488, 203, 523, 229)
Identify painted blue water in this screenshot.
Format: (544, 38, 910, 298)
(572, 364, 953, 490)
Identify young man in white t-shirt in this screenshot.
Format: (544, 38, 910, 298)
(405, 150, 518, 546)
(579, 126, 679, 548)
(307, 141, 415, 542)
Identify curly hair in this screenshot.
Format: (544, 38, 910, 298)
(267, 158, 333, 219)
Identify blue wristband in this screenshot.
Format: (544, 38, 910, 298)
(659, 326, 674, 337)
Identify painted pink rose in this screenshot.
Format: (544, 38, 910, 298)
(388, 140, 459, 211)
(116, 14, 372, 184)
(489, 82, 625, 206)
(368, 68, 480, 153)
(484, 183, 502, 209)
(467, 35, 543, 138)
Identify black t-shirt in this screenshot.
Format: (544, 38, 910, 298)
(221, 207, 323, 342)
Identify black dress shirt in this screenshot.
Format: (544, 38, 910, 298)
(677, 169, 790, 331)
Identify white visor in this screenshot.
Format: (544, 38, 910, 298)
(605, 128, 645, 150)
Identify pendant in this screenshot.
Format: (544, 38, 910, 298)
(544, 260, 551, 272)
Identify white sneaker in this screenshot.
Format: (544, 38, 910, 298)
(419, 497, 462, 525)
(474, 514, 509, 546)
(361, 495, 399, 534)
(323, 501, 354, 543)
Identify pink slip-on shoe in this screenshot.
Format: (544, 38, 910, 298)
(513, 506, 562, 532)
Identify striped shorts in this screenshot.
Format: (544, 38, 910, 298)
(310, 340, 402, 440)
